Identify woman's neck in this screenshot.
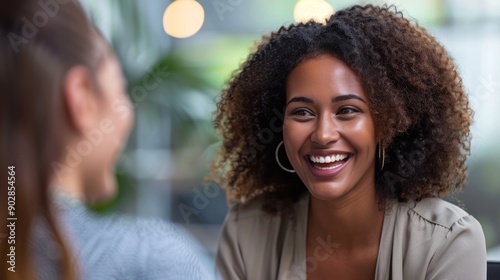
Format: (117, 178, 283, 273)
(50, 169, 85, 202)
(307, 186, 384, 253)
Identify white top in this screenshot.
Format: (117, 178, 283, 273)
(217, 193, 487, 279)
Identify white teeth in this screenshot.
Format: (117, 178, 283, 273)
(309, 154, 348, 163)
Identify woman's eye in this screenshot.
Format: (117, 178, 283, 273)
(292, 109, 313, 117)
(337, 107, 359, 115)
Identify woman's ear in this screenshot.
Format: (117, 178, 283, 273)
(62, 66, 99, 134)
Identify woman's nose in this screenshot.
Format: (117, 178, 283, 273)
(310, 113, 340, 146)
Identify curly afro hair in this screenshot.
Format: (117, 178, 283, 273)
(210, 5, 473, 216)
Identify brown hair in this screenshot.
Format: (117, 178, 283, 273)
(210, 5, 472, 216)
(1, 1, 105, 279)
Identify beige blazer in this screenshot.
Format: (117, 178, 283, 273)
(217, 193, 486, 279)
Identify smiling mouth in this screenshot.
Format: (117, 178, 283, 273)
(307, 154, 350, 170)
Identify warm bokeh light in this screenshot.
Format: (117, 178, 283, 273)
(294, 0, 334, 24)
(163, 0, 205, 38)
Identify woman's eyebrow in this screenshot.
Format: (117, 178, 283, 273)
(332, 94, 366, 103)
(286, 94, 366, 106)
(286, 96, 314, 106)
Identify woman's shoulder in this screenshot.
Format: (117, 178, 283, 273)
(227, 196, 269, 220)
(218, 194, 308, 279)
(223, 198, 287, 243)
(226, 193, 308, 226)
(386, 198, 487, 279)
(389, 197, 485, 261)
(221, 193, 308, 252)
(398, 197, 472, 229)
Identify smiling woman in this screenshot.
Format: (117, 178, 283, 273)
(211, 4, 487, 280)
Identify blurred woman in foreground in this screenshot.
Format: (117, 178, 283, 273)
(0, 1, 215, 279)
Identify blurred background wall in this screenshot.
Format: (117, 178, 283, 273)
(79, 0, 500, 262)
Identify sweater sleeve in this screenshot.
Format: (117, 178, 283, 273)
(426, 215, 487, 280)
(216, 206, 246, 280)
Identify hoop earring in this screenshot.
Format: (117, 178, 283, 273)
(275, 141, 295, 173)
(378, 142, 385, 170)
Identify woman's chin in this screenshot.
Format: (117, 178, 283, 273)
(306, 182, 349, 201)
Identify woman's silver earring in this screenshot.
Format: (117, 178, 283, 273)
(275, 141, 295, 173)
(378, 142, 385, 170)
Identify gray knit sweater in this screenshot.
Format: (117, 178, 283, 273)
(32, 195, 218, 280)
